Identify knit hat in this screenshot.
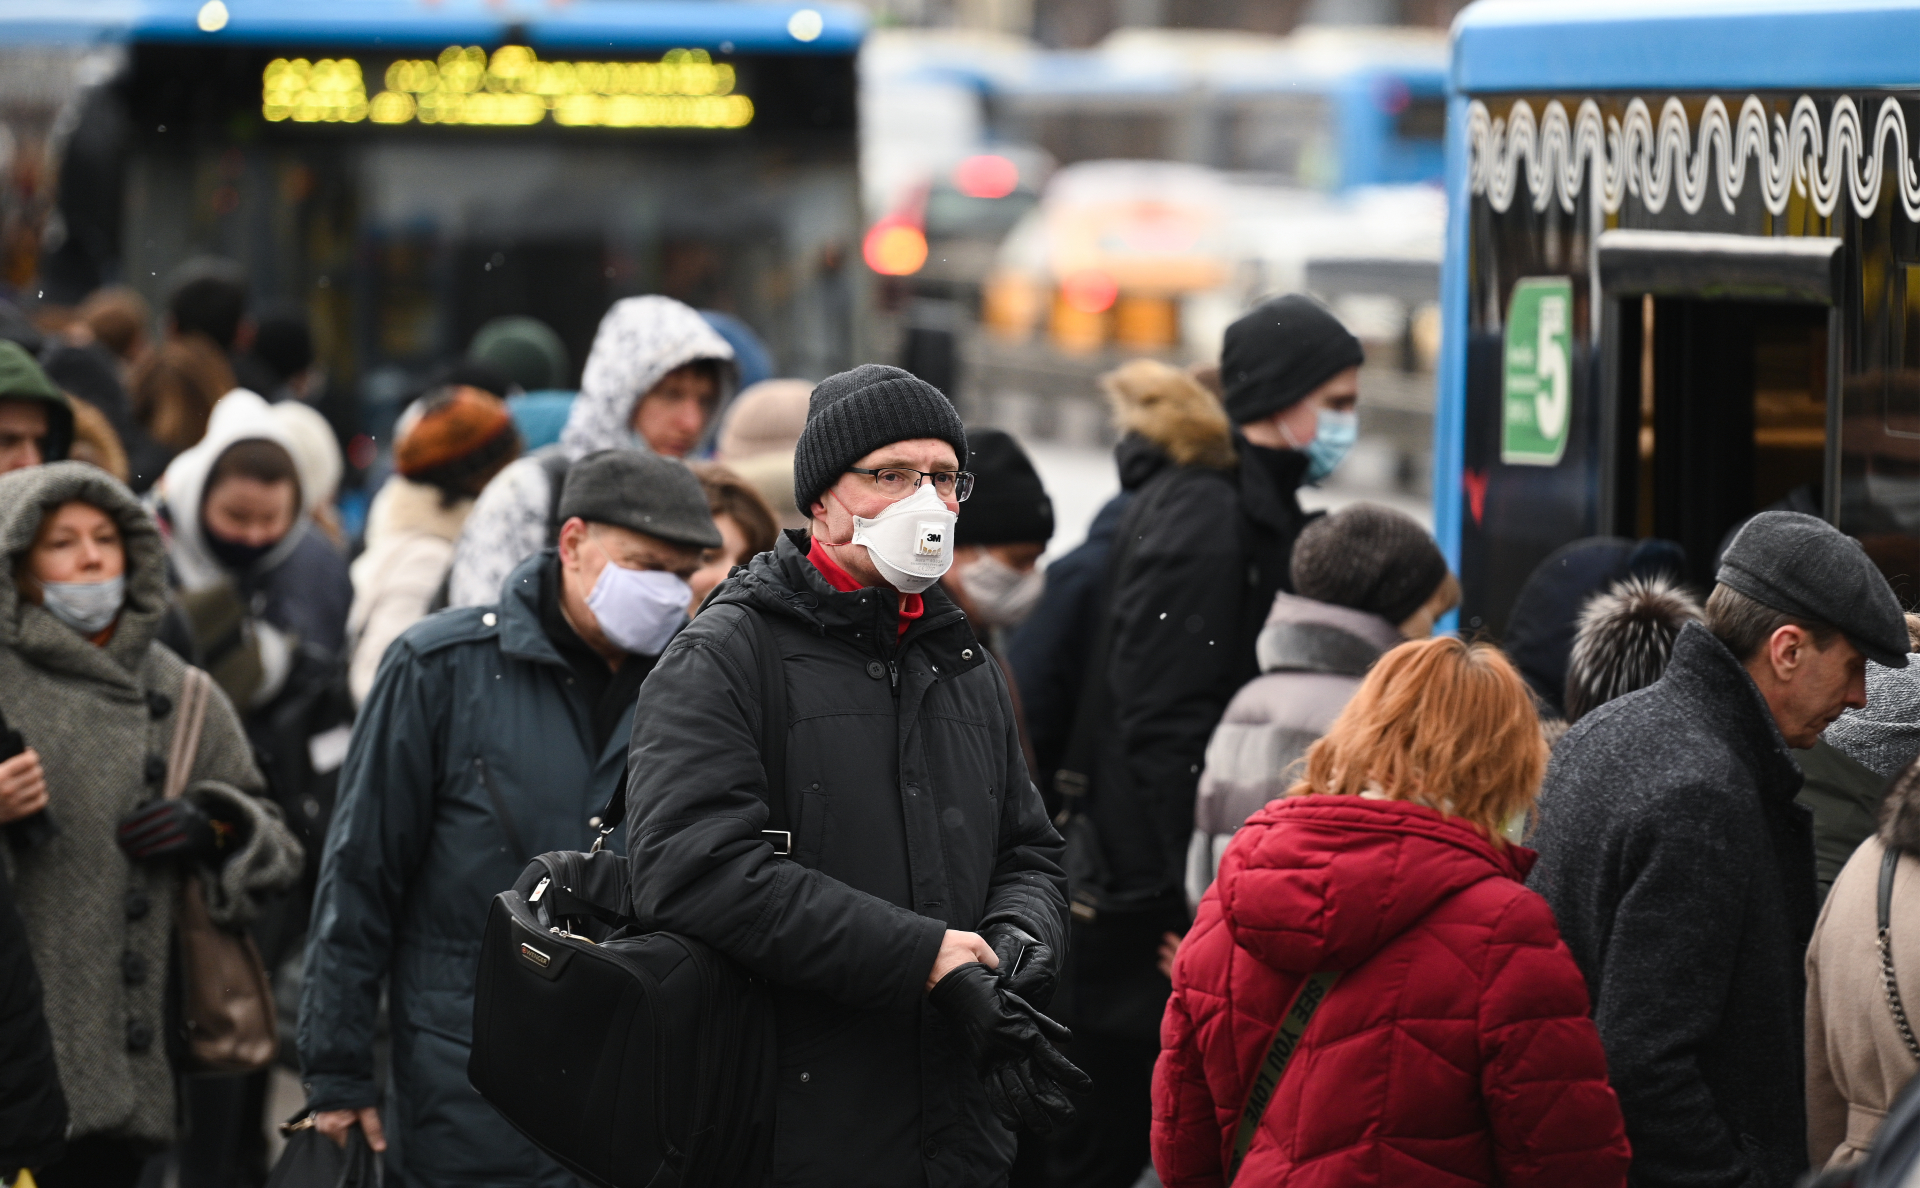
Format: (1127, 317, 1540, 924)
(717, 378, 812, 462)
(0, 340, 73, 462)
(395, 386, 520, 498)
(1290, 503, 1449, 627)
(558, 448, 721, 549)
(1716, 511, 1909, 668)
(470, 316, 571, 393)
(791, 364, 967, 515)
(955, 428, 1053, 547)
(1828, 659, 1920, 778)
(1220, 295, 1364, 425)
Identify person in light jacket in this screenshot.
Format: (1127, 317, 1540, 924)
(1188, 502, 1456, 903)
(1807, 756, 1920, 1168)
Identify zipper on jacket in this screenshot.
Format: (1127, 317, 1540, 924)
(889, 660, 899, 693)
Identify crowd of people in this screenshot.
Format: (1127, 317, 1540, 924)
(3, 269, 1920, 1188)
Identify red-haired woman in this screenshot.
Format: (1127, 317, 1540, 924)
(1151, 636, 1629, 1187)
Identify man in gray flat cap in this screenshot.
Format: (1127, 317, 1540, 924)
(302, 449, 718, 1187)
(1529, 511, 1907, 1188)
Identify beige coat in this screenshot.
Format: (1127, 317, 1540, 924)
(346, 475, 474, 704)
(1806, 787, 1920, 1167)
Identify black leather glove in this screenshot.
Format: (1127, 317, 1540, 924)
(928, 961, 1092, 1134)
(116, 798, 221, 864)
(983, 922, 1057, 1008)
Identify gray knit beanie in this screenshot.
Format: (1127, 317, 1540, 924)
(1290, 503, 1449, 626)
(791, 364, 968, 515)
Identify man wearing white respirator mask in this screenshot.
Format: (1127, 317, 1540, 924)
(301, 448, 718, 1184)
(626, 364, 1080, 1187)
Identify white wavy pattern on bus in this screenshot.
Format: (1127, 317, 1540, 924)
(1467, 95, 1920, 221)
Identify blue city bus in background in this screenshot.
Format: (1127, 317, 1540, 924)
(1435, 0, 1920, 638)
(0, 0, 864, 424)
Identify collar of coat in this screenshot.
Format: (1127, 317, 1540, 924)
(1661, 620, 1804, 806)
(1112, 429, 1309, 537)
(1257, 593, 1403, 677)
(493, 549, 574, 670)
(712, 530, 987, 671)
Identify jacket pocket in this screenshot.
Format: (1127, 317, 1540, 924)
(793, 783, 832, 867)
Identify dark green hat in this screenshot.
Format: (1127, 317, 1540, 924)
(0, 341, 72, 462)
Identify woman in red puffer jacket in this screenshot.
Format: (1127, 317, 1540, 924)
(1152, 636, 1629, 1188)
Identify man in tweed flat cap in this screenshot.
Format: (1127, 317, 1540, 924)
(1529, 511, 1907, 1188)
(625, 365, 1082, 1186)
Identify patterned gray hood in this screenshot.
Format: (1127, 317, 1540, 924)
(557, 295, 735, 460)
(1827, 655, 1920, 779)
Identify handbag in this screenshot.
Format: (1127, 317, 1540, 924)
(1879, 844, 1920, 1062)
(468, 605, 790, 1188)
(167, 664, 278, 1074)
(265, 1113, 380, 1188)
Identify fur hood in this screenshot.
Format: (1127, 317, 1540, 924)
(1564, 574, 1702, 723)
(361, 474, 473, 552)
(1101, 359, 1234, 471)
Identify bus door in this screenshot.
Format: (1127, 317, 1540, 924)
(1596, 230, 1844, 590)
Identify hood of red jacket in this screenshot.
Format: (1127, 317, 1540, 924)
(1216, 795, 1536, 974)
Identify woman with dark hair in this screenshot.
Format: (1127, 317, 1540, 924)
(0, 461, 300, 1187)
(1153, 637, 1629, 1188)
(685, 460, 778, 615)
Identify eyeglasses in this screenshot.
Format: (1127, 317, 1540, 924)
(846, 466, 976, 502)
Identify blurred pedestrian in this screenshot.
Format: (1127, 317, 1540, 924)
(302, 450, 718, 1186)
(154, 389, 351, 713)
(447, 296, 733, 606)
(470, 314, 570, 394)
(271, 399, 346, 547)
(43, 340, 136, 449)
(1806, 757, 1920, 1171)
(0, 342, 74, 475)
(1189, 504, 1456, 904)
(685, 461, 777, 615)
(0, 462, 301, 1188)
(1051, 294, 1368, 1188)
(948, 428, 1054, 651)
(1530, 511, 1910, 1188)
(166, 260, 250, 359)
(126, 336, 234, 488)
(1153, 636, 1630, 1188)
(66, 396, 129, 483)
(626, 365, 1081, 1187)
(75, 285, 152, 378)
(0, 823, 67, 1184)
(237, 311, 318, 405)
(1503, 536, 1687, 721)
(346, 386, 520, 705)
(714, 377, 812, 531)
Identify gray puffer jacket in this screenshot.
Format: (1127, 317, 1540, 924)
(1187, 593, 1401, 903)
(0, 462, 301, 1147)
(625, 530, 1066, 1188)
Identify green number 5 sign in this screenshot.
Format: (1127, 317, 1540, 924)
(1502, 277, 1574, 467)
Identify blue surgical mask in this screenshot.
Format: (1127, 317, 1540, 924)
(1303, 408, 1357, 484)
(41, 574, 126, 635)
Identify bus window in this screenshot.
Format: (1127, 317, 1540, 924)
(1216, 95, 1335, 185)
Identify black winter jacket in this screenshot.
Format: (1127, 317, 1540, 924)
(0, 866, 65, 1173)
(1084, 433, 1311, 908)
(625, 532, 1067, 1188)
(1528, 622, 1816, 1188)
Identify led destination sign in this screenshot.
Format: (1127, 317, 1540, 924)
(261, 45, 754, 129)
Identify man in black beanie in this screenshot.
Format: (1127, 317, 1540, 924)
(625, 365, 1081, 1188)
(1042, 299, 1361, 1188)
(1529, 511, 1908, 1188)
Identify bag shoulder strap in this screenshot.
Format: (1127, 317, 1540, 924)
(164, 666, 214, 801)
(596, 604, 790, 849)
(1228, 969, 1341, 1184)
(1879, 845, 1920, 1062)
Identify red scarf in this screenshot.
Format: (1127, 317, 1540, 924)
(807, 537, 923, 638)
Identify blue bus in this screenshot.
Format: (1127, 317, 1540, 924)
(0, 0, 864, 404)
(1435, 0, 1920, 635)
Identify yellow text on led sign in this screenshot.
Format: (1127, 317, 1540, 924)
(263, 46, 753, 129)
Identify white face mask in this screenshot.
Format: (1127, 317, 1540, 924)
(584, 562, 690, 656)
(959, 553, 1044, 630)
(41, 574, 126, 635)
(849, 480, 959, 595)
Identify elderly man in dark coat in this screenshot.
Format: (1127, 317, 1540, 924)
(1528, 511, 1910, 1188)
(626, 365, 1079, 1188)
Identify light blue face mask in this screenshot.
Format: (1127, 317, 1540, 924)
(1301, 408, 1357, 484)
(41, 574, 126, 635)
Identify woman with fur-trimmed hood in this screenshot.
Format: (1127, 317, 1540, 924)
(446, 296, 733, 607)
(0, 462, 300, 1185)
(1806, 758, 1920, 1169)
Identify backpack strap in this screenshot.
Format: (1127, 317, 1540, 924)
(1227, 970, 1341, 1184)
(1880, 845, 1920, 1062)
(593, 606, 790, 852)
